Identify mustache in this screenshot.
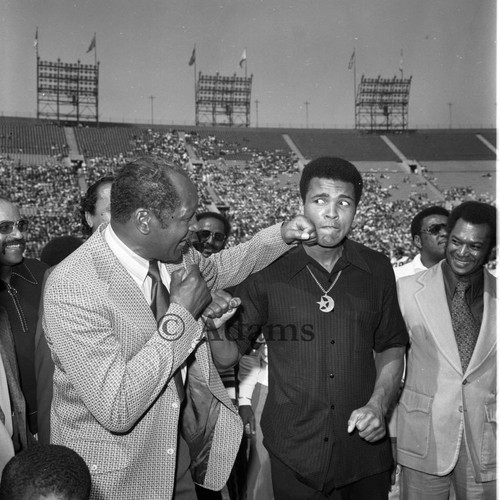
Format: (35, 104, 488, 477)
(2, 239, 25, 254)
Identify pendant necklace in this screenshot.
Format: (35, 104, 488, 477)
(306, 265, 342, 313)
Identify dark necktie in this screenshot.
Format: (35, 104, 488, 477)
(451, 280, 480, 373)
(148, 260, 185, 400)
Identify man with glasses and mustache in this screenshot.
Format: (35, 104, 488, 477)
(394, 206, 450, 281)
(193, 212, 230, 258)
(0, 198, 48, 437)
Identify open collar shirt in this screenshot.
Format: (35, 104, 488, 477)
(228, 239, 408, 490)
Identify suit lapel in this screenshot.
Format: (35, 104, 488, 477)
(414, 264, 462, 374)
(465, 270, 497, 376)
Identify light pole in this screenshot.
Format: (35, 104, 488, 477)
(149, 95, 156, 126)
(305, 101, 309, 128)
(255, 100, 259, 128)
(447, 102, 452, 129)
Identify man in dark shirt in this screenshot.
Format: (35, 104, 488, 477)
(0, 198, 48, 435)
(396, 201, 496, 499)
(226, 157, 408, 499)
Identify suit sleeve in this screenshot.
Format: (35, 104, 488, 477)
(193, 223, 290, 290)
(43, 268, 203, 433)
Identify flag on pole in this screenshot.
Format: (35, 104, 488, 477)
(34, 27, 38, 50)
(239, 48, 247, 68)
(188, 46, 196, 66)
(87, 34, 96, 53)
(348, 50, 355, 70)
(399, 49, 403, 74)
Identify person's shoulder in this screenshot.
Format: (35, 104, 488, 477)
(348, 239, 392, 270)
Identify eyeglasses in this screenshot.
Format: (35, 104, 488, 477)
(420, 223, 447, 236)
(197, 230, 227, 243)
(0, 219, 29, 235)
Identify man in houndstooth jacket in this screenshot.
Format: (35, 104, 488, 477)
(42, 157, 314, 500)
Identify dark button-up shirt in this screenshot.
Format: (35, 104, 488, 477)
(228, 240, 408, 489)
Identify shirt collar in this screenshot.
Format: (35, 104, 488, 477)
(284, 239, 372, 281)
(10, 261, 39, 285)
(442, 260, 484, 299)
(104, 223, 150, 288)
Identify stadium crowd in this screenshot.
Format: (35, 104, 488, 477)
(0, 127, 495, 270)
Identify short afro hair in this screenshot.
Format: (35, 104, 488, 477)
(410, 205, 450, 239)
(0, 444, 91, 500)
(196, 211, 231, 236)
(299, 157, 363, 205)
(447, 201, 497, 253)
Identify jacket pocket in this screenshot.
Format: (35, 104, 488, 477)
(481, 401, 496, 468)
(397, 388, 433, 458)
(69, 439, 131, 475)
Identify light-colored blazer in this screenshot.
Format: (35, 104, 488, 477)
(43, 223, 289, 500)
(396, 262, 496, 482)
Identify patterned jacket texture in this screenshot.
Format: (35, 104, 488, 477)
(42, 222, 289, 500)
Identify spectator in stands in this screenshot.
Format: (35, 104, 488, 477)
(0, 444, 91, 500)
(227, 157, 408, 500)
(42, 157, 315, 499)
(0, 198, 48, 436)
(0, 306, 35, 475)
(80, 176, 114, 236)
(394, 206, 449, 280)
(396, 201, 496, 498)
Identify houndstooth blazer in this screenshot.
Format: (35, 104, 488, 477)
(42, 222, 289, 500)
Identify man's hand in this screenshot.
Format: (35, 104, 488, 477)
(281, 215, 317, 245)
(169, 265, 211, 320)
(239, 405, 256, 438)
(203, 290, 241, 326)
(347, 403, 386, 442)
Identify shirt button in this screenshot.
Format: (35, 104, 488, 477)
(458, 406, 463, 413)
(462, 379, 468, 385)
(329, 373, 334, 378)
(172, 402, 179, 409)
(167, 448, 175, 455)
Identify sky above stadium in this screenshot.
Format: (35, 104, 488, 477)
(1, 0, 496, 129)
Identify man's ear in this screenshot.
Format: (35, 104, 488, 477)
(84, 211, 94, 230)
(413, 234, 423, 251)
(135, 209, 151, 235)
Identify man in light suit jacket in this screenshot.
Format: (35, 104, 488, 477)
(396, 201, 496, 499)
(42, 157, 315, 500)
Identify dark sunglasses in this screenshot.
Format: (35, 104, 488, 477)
(197, 230, 226, 243)
(0, 219, 29, 234)
(420, 223, 447, 236)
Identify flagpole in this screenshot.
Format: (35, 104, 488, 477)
(94, 32, 97, 66)
(244, 47, 247, 79)
(353, 48, 357, 127)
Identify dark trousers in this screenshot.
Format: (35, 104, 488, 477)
(270, 453, 391, 500)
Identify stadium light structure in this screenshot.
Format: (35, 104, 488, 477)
(355, 75, 411, 132)
(37, 57, 99, 125)
(195, 72, 253, 127)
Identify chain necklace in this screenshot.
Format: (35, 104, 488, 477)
(306, 265, 342, 313)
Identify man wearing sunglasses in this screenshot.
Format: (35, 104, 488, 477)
(0, 198, 48, 437)
(193, 212, 230, 258)
(394, 206, 450, 281)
